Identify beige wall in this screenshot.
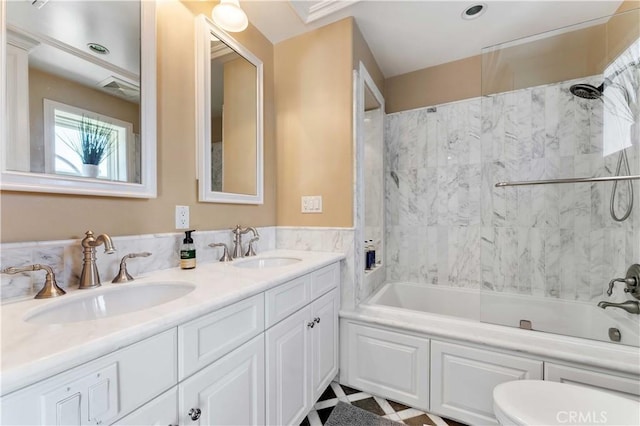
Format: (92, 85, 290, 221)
(386, 0, 640, 113)
(481, 25, 606, 96)
(385, 55, 481, 113)
(274, 18, 354, 228)
(352, 21, 384, 95)
(27, 68, 140, 174)
(222, 57, 257, 195)
(0, 0, 276, 243)
(609, 1, 640, 61)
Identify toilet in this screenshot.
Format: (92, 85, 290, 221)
(493, 380, 640, 425)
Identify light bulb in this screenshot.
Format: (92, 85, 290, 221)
(212, 0, 248, 33)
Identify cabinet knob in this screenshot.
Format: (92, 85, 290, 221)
(188, 408, 202, 421)
(307, 321, 315, 328)
(314, 317, 321, 324)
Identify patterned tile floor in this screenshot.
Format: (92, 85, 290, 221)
(300, 382, 467, 426)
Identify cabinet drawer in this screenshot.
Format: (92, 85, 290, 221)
(114, 386, 178, 425)
(311, 263, 340, 299)
(265, 274, 312, 328)
(179, 293, 264, 380)
(545, 363, 640, 400)
(1, 329, 177, 426)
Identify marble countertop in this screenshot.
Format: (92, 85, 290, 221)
(1, 250, 344, 396)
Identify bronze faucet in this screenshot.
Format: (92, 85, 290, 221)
(1, 264, 66, 299)
(79, 231, 116, 289)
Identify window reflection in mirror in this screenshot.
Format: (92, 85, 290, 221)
(5, 0, 141, 183)
(209, 36, 257, 195)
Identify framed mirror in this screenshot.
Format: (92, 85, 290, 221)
(0, 0, 156, 198)
(196, 14, 263, 204)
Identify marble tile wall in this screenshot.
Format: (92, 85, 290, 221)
(211, 141, 223, 192)
(385, 76, 640, 302)
(276, 227, 356, 310)
(0, 227, 276, 301)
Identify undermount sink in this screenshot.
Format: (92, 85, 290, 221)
(233, 257, 302, 269)
(24, 282, 196, 325)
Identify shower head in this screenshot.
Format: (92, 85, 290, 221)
(569, 60, 639, 101)
(570, 83, 603, 100)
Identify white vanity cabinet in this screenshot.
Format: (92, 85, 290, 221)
(1, 329, 178, 426)
(266, 263, 340, 426)
(1, 259, 342, 426)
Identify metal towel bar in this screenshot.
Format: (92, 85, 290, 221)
(494, 175, 640, 187)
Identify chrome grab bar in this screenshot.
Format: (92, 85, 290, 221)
(495, 175, 640, 188)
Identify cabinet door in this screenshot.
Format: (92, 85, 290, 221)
(180, 335, 265, 426)
(311, 289, 339, 399)
(266, 306, 313, 426)
(430, 340, 543, 425)
(114, 387, 178, 426)
(344, 322, 430, 410)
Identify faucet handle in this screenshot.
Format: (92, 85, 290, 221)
(112, 252, 152, 283)
(1, 264, 66, 299)
(607, 264, 640, 298)
(209, 243, 233, 262)
(245, 237, 259, 257)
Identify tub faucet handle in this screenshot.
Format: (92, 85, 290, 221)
(607, 264, 640, 298)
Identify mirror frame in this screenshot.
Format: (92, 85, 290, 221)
(196, 14, 264, 204)
(0, 1, 157, 198)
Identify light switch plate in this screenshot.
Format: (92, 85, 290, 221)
(175, 205, 190, 229)
(301, 196, 322, 213)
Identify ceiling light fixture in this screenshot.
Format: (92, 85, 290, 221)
(212, 0, 248, 33)
(87, 43, 109, 55)
(461, 3, 487, 20)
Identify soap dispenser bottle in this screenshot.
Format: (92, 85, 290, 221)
(180, 230, 196, 269)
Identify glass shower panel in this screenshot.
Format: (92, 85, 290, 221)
(479, 9, 640, 347)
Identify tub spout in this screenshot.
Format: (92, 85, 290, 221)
(597, 300, 640, 315)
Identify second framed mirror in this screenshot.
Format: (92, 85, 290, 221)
(196, 14, 263, 204)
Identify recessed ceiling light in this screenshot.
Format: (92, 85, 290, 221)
(461, 3, 487, 20)
(87, 43, 109, 55)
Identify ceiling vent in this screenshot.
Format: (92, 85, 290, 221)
(98, 76, 140, 104)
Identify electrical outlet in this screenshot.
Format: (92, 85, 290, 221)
(301, 196, 322, 213)
(175, 205, 190, 229)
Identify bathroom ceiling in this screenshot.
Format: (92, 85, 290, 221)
(242, 0, 624, 78)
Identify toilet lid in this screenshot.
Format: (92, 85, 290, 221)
(493, 380, 640, 425)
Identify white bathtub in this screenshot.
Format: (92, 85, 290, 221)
(365, 282, 640, 347)
(341, 282, 640, 424)
(366, 282, 640, 346)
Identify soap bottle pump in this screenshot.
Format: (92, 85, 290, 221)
(180, 230, 196, 269)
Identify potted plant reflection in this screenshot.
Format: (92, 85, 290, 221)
(59, 115, 115, 178)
